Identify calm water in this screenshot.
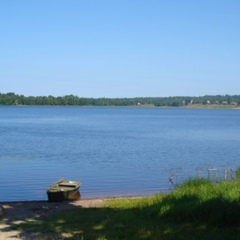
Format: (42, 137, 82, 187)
(0, 106, 240, 201)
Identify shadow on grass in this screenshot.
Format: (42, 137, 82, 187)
(1, 194, 240, 240)
(0, 200, 81, 239)
(159, 195, 240, 228)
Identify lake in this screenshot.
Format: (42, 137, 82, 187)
(0, 106, 239, 201)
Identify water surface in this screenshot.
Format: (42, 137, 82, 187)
(0, 106, 239, 201)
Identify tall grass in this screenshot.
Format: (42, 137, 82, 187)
(157, 178, 240, 227)
(105, 178, 240, 227)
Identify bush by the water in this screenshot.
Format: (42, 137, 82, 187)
(235, 167, 240, 180)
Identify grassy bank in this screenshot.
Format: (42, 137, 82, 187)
(11, 178, 240, 239)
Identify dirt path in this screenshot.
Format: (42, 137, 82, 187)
(0, 199, 106, 240)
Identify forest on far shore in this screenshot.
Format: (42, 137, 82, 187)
(0, 92, 240, 107)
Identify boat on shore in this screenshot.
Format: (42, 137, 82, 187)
(47, 178, 81, 202)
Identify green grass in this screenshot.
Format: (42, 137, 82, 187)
(10, 178, 240, 239)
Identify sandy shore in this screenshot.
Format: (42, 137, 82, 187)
(0, 198, 108, 240)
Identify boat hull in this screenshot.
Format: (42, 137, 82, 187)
(47, 179, 81, 202)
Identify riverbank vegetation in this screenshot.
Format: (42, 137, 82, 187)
(12, 177, 240, 240)
(1, 92, 240, 108)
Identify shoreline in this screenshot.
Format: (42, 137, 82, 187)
(0, 195, 148, 219)
(1, 104, 240, 109)
(0, 196, 151, 239)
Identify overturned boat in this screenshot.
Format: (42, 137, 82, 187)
(47, 178, 81, 202)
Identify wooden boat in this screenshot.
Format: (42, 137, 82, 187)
(47, 178, 81, 202)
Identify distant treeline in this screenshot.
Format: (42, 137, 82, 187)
(0, 92, 240, 107)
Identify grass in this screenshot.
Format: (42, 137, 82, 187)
(10, 178, 240, 239)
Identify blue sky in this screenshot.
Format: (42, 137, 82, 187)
(0, 0, 239, 98)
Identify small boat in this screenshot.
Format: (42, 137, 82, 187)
(47, 178, 81, 202)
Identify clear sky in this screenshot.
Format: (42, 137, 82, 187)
(0, 0, 239, 98)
